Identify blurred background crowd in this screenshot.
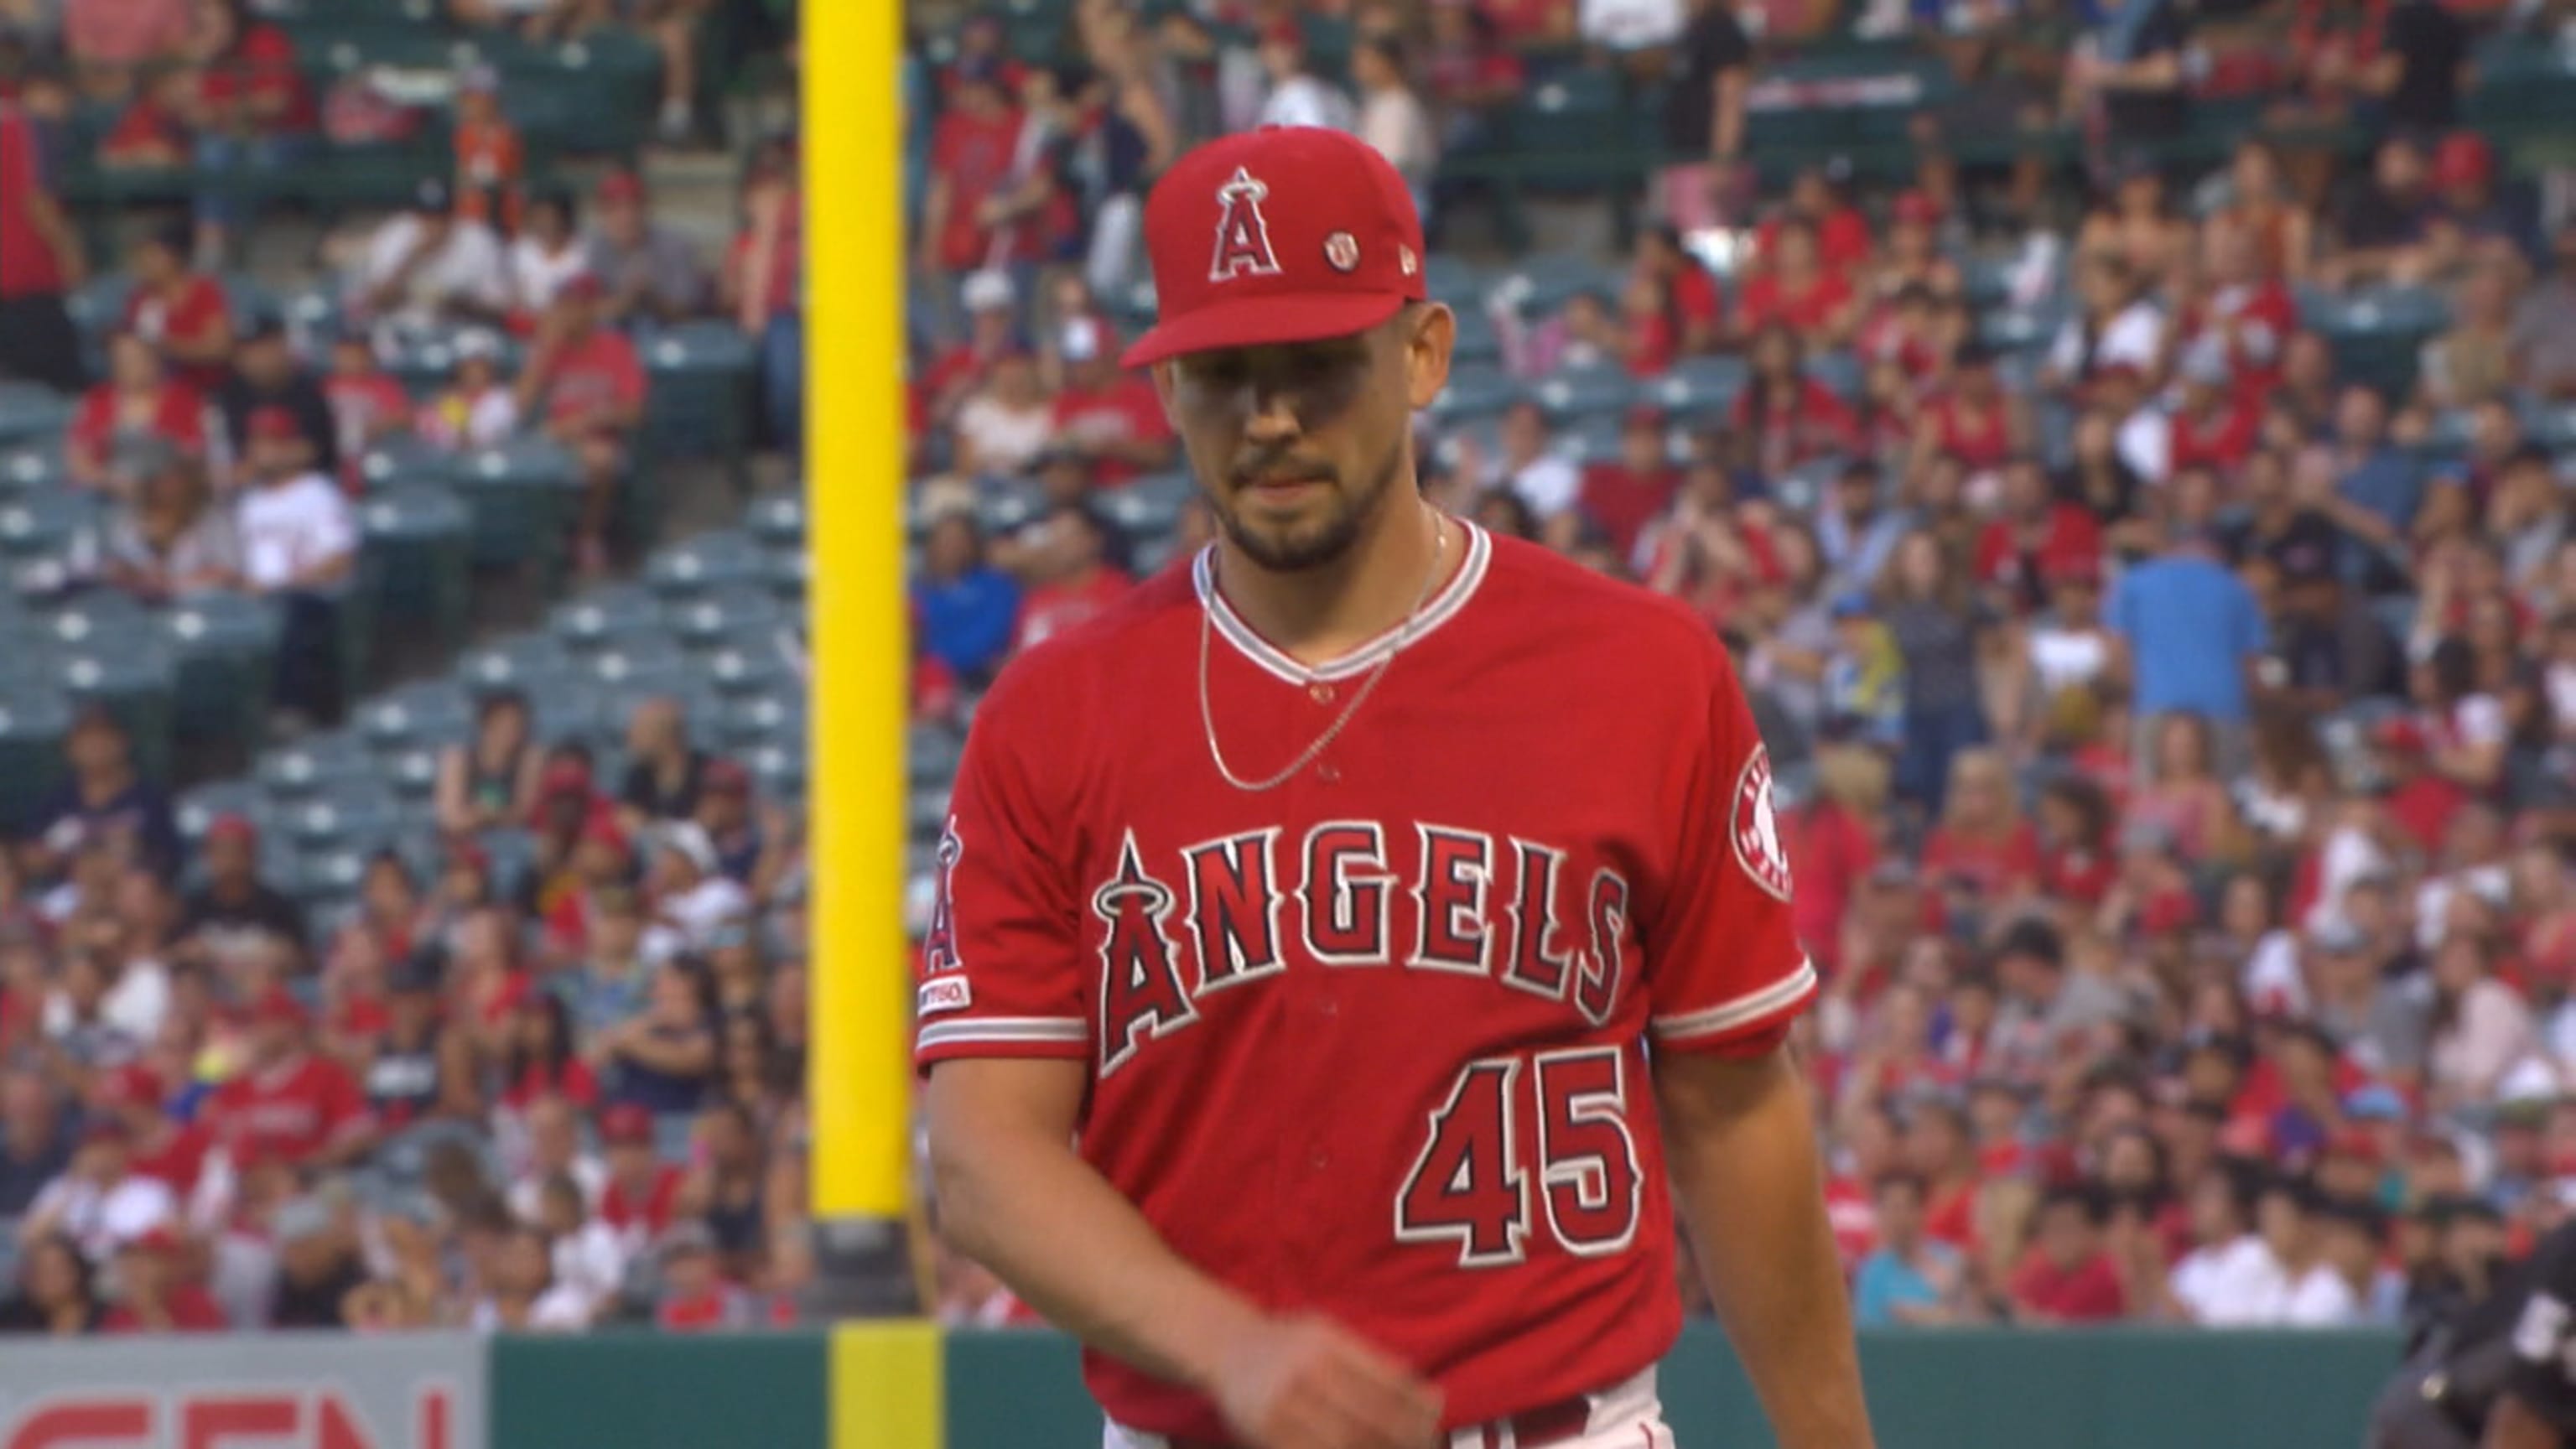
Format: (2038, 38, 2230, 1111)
(1, 0, 2575, 1351)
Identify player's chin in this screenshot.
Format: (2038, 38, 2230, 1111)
(1220, 499, 1357, 572)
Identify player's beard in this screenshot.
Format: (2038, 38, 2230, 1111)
(1212, 430, 1408, 574)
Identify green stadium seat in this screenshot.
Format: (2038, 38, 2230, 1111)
(457, 632, 580, 699)
(636, 321, 758, 460)
(1649, 354, 1748, 420)
(278, 782, 408, 854)
(383, 745, 441, 801)
(743, 738, 806, 801)
(475, 826, 540, 898)
(165, 592, 283, 760)
(495, 29, 662, 154)
(257, 730, 382, 802)
(907, 724, 964, 789)
(699, 641, 796, 699)
(719, 693, 801, 751)
(356, 678, 477, 754)
(1531, 362, 1634, 424)
(359, 434, 465, 492)
(455, 438, 583, 573)
(586, 644, 701, 698)
(1422, 253, 1482, 309)
(523, 678, 609, 746)
(46, 602, 175, 780)
(1428, 363, 1523, 423)
(906, 783, 951, 842)
(551, 584, 667, 652)
(762, 542, 807, 604)
(0, 441, 66, 496)
(1498, 254, 1620, 320)
(174, 778, 268, 844)
(1807, 351, 1864, 401)
(361, 484, 474, 658)
(747, 493, 805, 551)
(0, 685, 73, 838)
(1450, 307, 1503, 366)
(0, 486, 102, 564)
(667, 584, 787, 651)
(967, 480, 1046, 538)
(644, 529, 770, 599)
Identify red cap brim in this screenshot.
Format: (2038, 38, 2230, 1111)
(1120, 290, 1410, 369)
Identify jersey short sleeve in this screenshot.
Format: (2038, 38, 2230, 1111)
(1641, 631, 1818, 1054)
(912, 675, 1093, 1072)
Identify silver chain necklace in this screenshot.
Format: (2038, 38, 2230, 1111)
(1197, 512, 1448, 793)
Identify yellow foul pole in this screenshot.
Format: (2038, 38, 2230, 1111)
(804, 0, 910, 1221)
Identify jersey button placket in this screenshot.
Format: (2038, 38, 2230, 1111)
(1308, 681, 1335, 704)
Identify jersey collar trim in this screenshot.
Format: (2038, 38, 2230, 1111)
(1192, 521, 1492, 685)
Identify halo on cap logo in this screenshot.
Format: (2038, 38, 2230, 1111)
(1323, 231, 1360, 273)
(1208, 167, 1284, 282)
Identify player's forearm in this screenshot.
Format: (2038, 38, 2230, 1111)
(1657, 1049, 1874, 1449)
(927, 1083, 1265, 1391)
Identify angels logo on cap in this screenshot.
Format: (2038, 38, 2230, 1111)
(1209, 168, 1284, 282)
(1123, 127, 1429, 369)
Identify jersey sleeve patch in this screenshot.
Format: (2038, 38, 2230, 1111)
(1729, 744, 1793, 903)
(1649, 957, 1819, 1045)
(918, 977, 974, 1017)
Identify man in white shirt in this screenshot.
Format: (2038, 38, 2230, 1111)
(351, 177, 512, 330)
(235, 404, 357, 726)
(1256, 20, 1356, 132)
(647, 823, 752, 953)
(1484, 398, 1582, 525)
(20, 1119, 178, 1264)
(2168, 1171, 2277, 1325)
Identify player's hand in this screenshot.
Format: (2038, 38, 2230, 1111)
(1208, 1313, 1444, 1449)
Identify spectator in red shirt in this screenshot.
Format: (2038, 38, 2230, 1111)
(1921, 749, 2042, 908)
(64, 0, 194, 100)
(205, 988, 375, 1171)
(2010, 1185, 2130, 1322)
(1013, 504, 1134, 653)
(0, 94, 86, 392)
(101, 1228, 228, 1333)
(1914, 343, 2029, 480)
(919, 60, 1023, 284)
(1976, 455, 2105, 616)
(1576, 406, 1680, 560)
(122, 223, 234, 394)
(2167, 344, 2262, 477)
(1762, 164, 1874, 276)
(923, 268, 1023, 426)
(1048, 317, 1174, 485)
(514, 274, 646, 575)
(1736, 216, 1859, 348)
(95, 1063, 211, 1202)
(188, 0, 315, 262)
(321, 332, 411, 490)
(67, 332, 210, 491)
(1633, 225, 1724, 356)
(98, 65, 193, 171)
(597, 1103, 683, 1255)
(1729, 323, 1862, 480)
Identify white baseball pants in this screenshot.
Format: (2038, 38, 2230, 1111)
(1103, 1367, 1677, 1449)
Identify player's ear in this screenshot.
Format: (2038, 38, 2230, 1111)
(1149, 359, 1177, 417)
(1400, 303, 1453, 413)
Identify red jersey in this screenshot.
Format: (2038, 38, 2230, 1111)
(1820, 1176, 1877, 1270)
(2168, 399, 2262, 474)
(1574, 464, 1675, 560)
(600, 1164, 684, 1245)
(122, 275, 231, 392)
(1014, 568, 1134, 653)
(930, 108, 1024, 273)
(1779, 800, 1873, 973)
(541, 330, 647, 435)
(1973, 506, 2103, 602)
(0, 103, 65, 299)
(101, 1284, 229, 1333)
(1736, 270, 1853, 338)
(2009, 1248, 2127, 1322)
(325, 372, 412, 480)
(70, 381, 208, 462)
(1758, 210, 1872, 274)
(915, 526, 1819, 1439)
(1924, 394, 2014, 473)
(205, 1052, 372, 1166)
(198, 26, 315, 136)
(1920, 823, 2039, 901)
(127, 1119, 214, 1200)
(1050, 377, 1170, 486)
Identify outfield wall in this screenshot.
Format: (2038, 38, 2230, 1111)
(0, 1324, 2406, 1449)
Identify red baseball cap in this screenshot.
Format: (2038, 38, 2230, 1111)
(205, 813, 258, 848)
(101, 1062, 163, 1108)
(252, 987, 309, 1031)
(1123, 127, 1426, 369)
(1893, 190, 1940, 227)
(247, 406, 299, 443)
(2434, 132, 2492, 190)
(600, 1103, 654, 1146)
(596, 169, 645, 205)
(2372, 717, 2431, 755)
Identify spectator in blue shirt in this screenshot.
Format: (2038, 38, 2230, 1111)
(1853, 1172, 1967, 1327)
(913, 510, 1023, 689)
(2329, 384, 2425, 546)
(2109, 529, 2267, 768)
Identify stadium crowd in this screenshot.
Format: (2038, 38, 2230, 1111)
(0, 0, 2572, 1350)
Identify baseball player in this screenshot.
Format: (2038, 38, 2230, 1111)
(917, 126, 1872, 1449)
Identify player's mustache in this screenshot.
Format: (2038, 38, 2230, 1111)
(1229, 454, 1340, 488)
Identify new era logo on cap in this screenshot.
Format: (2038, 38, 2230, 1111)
(1123, 127, 1428, 369)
